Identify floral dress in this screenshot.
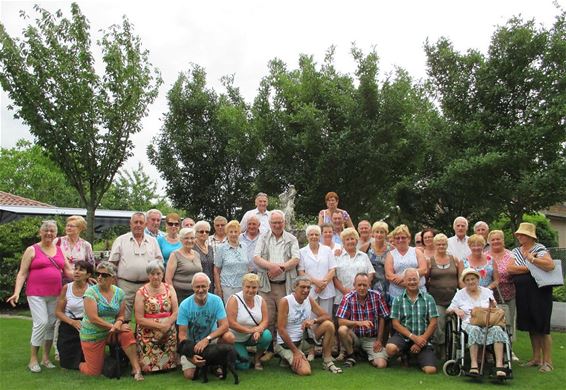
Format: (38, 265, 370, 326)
(136, 283, 177, 372)
(462, 256, 494, 288)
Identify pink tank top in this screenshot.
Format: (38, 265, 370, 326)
(25, 244, 65, 297)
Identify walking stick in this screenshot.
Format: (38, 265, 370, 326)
(479, 299, 495, 376)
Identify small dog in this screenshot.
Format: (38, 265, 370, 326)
(178, 340, 240, 384)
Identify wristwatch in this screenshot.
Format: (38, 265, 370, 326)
(206, 335, 212, 341)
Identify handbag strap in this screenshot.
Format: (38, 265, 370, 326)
(495, 285, 505, 304)
(35, 244, 63, 273)
(234, 294, 259, 326)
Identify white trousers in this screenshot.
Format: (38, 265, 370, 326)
(27, 296, 57, 347)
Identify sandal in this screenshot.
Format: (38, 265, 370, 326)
(307, 350, 315, 362)
(343, 355, 356, 368)
(323, 361, 343, 374)
(133, 371, 144, 381)
(468, 367, 479, 376)
(254, 361, 264, 371)
(41, 361, 56, 369)
(538, 362, 554, 373)
(28, 363, 41, 373)
(495, 367, 507, 378)
(520, 360, 541, 367)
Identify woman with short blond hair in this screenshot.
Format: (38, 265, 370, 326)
(214, 220, 249, 303)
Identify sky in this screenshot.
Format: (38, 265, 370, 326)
(0, 0, 563, 193)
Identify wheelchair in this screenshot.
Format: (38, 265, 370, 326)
(442, 313, 513, 382)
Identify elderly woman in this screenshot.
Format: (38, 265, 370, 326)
(333, 228, 375, 306)
(486, 230, 518, 345)
(194, 220, 216, 293)
(365, 221, 391, 299)
(7, 220, 73, 372)
(447, 268, 510, 378)
(299, 225, 337, 316)
(157, 213, 182, 267)
(214, 220, 249, 304)
(461, 234, 499, 289)
(317, 192, 354, 228)
(166, 228, 202, 304)
(321, 223, 342, 254)
(134, 260, 178, 372)
(55, 260, 93, 370)
(426, 233, 462, 359)
(508, 222, 555, 372)
(384, 224, 427, 300)
(420, 228, 436, 262)
(55, 216, 95, 269)
(226, 273, 272, 370)
(79, 262, 143, 380)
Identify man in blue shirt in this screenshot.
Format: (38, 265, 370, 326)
(177, 272, 235, 379)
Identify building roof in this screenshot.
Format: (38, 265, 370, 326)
(0, 191, 53, 208)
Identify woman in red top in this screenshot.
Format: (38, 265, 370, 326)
(7, 220, 72, 373)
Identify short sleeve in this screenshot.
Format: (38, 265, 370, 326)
(427, 294, 439, 318)
(177, 300, 188, 326)
(83, 286, 98, 302)
(362, 253, 376, 274)
(390, 296, 401, 320)
(298, 250, 306, 271)
(290, 237, 300, 259)
(214, 244, 225, 268)
(335, 295, 350, 319)
(215, 296, 227, 321)
(253, 235, 266, 258)
(342, 210, 350, 221)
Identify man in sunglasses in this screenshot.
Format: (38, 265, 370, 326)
(109, 212, 164, 320)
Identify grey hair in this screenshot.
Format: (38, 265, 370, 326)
(256, 192, 268, 199)
(305, 224, 321, 236)
(97, 261, 117, 277)
(191, 272, 211, 286)
(269, 209, 285, 222)
(474, 221, 489, 230)
(402, 267, 420, 279)
(194, 220, 211, 232)
(293, 275, 311, 289)
(453, 216, 469, 229)
(146, 209, 163, 219)
(130, 212, 146, 222)
(146, 260, 165, 275)
(40, 220, 58, 234)
(179, 227, 195, 239)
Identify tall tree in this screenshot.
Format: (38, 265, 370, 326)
(0, 3, 161, 241)
(412, 12, 566, 231)
(0, 140, 82, 207)
(148, 66, 261, 219)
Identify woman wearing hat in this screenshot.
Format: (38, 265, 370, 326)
(447, 268, 510, 378)
(508, 222, 555, 373)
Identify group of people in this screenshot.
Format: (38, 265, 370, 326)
(6, 191, 557, 380)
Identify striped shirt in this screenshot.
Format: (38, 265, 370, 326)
(512, 243, 548, 266)
(336, 290, 390, 338)
(390, 290, 438, 336)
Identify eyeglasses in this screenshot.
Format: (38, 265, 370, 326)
(415, 240, 422, 244)
(66, 224, 78, 228)
(96, 272, 112, 278)
(197, 230, 210, 234)
(167, 222, 180, 226)
(395, 236, 408, 241)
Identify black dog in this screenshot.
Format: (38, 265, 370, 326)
(178, 340, 240, 384)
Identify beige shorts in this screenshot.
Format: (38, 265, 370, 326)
(353, 334, 388, 361)
(275, 339, 314, 366)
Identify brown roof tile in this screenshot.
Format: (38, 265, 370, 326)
(0, 191, 53, 207)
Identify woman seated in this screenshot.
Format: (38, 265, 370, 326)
(226, 273, 272, 370)
(55, 260, 94, 369)
(134, 260, 178, 373)
(79, 261, 143, 381)
(447, 268, 509, 378)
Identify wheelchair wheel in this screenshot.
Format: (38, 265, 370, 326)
(445, 317, 455, 359)
(443, 360, 462, 377)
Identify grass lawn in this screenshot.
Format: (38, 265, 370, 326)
(0, 317, 564, 390)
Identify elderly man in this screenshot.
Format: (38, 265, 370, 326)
(182, 217, 195, 228)
(473, 221, 490, 251)
(357, 220, 372, 252)
(240, 192, 271, 234)
(337, 273, 390, 369)
(109, 212, 164, 319)
(447, 216, 471, 260)
(275, 276, 342, 375)
(144, 209, 165, 238)
(177, 272, 235, 379)
(253, 209, 299, 361)
(414, 231, 423, 250)
(385, 268, 438, 374)
(208, 216, 228, 252)
(332, 211, 345, 245)
(240, 215, 261, 273)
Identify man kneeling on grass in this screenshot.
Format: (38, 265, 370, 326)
(275, 276, 342, 375)
(385, 268, 438, 374)
(336, 272, 390, 369)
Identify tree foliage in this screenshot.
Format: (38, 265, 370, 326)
(0, 3, 161, 241)
(148, 67, 261, 219)
(404, 12, 566, 232)
(0, 140, 82, 207)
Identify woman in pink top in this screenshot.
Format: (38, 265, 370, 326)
(6, 220, 72, 373)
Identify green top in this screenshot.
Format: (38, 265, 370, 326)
(80, 284, 125, 342)
(390, 289, 439, 336)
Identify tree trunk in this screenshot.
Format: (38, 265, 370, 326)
(86, 202, 96, 244)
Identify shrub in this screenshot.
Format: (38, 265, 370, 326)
(553, 286, 566, 302)
(491, 213, 559, 248)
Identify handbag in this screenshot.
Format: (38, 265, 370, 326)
(470, 306, 506, 328)
(527, 259, 564, 288)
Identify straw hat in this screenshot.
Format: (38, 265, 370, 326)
(514, 222, 537, 240)
(460, 268, 480, 283)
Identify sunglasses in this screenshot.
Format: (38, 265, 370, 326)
(96, 272, 112, 278)
(197, 230, 210, 234)
(416, 240, 422, 244)
(167, 222, 180, 226)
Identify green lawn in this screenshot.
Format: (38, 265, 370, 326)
(0, 318, 564, 389)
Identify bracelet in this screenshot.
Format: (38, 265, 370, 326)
(408, 333, 413, 339)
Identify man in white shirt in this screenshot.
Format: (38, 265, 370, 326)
(447, 216, 471, 260)
(241, 192, 271, 234)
